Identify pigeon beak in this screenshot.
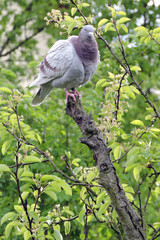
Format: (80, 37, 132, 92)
(88, 32, 94, 36)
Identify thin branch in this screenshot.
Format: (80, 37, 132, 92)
(0, 26, 45, 57)
(143, 165, 160, 213)
(114, 72, 127, 119)
(84, 204, 88, 240)
(113, 116, 158, 163)
(70, 0, 89, 25)
(151, 227, 160, 240)
(14, 105, 26, 140)
(53, 215, 78, 224)
(149, 32, 160, 47)
(15, 142, 34, 239)
(9, 159, 49, 168)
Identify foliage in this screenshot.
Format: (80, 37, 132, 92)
(0, 0, 160, 239)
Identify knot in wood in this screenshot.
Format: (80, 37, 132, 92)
(100, 162, 109, 172)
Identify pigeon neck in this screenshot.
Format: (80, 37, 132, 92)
(71, 36, 98, 63)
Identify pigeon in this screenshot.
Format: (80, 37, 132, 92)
(30, 25, 100, 106)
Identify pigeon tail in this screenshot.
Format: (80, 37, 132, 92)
(31, 85, 52, 106)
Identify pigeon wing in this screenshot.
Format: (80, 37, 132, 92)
(30, 40, 73, 87)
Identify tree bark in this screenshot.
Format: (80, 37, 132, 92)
(65, 97, 146, 240)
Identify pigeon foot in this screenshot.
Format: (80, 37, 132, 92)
(65, 88, 82, 102)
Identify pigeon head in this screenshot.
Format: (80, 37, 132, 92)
(79, 25, 95, 42)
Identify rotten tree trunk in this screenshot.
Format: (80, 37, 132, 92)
(66, 97, 146, 240)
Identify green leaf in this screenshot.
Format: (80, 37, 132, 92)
(126, 192, 134, 201)
(118, 17, 130, 24)
(123, 86, 135, 99)
(150, 128, 160, 133)
(0, 164, 11, 172)
(72, 158, 81, 166)
(81, 3, 90, 7)
(124, 186, 135, 194)
(78, 208, 85, 225)
(131, 120, 144, 127)
(50, 181, 61, 192)
(108, 6, 116, 18)
(73, 166, 82, 175)
(117, 11, 126, 16)
(1, 68, 17, 79)
(14, 205, 23, 213)
(41, 175, 56, 182)
(23, 156, 41, 163)
(102, 82, 110, 87)
(54, 230, 63, 240)
(134, 26, 147, 32)
(97, 201, 109, 218)
(5, 222, 13, 239)
(133, 165, 144, 182)
(24, 230, 31, 240)
(108, 72, 114, 79)
(96, 191, 106, 207)
(125, 164, 139, 172)
(121, 24, 128, 33)
(19, 192, 29, 202)
(1, 212, 17, 225)
(98, 18, 108, 27)
(0, 87, 12, 94)
(2, 139, 13, 155)
(71, 7, 77, 16)
(130, 65, 141, 71)
(145, 115, 152, 120)
(64, 221, 71, 235)
(67, 21, 76, 34)
(28, 61, 38, 68)
(114, 145, 121, 159)
(153, 27, 160, 33)
(5, 221, 22, 239)
(45, 190, 57, 200)
(96, 79, 106, 89)
(64, 16, 73, 22)
(104, 22, 113, 32)
(86, 171, 95, 183)
(45, 235, 54, 240)
(58, 180, 72, 196)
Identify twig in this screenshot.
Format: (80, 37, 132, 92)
(14, 105, 26, 140)
(9, 159, 49, 168)
(113, 116, 158, 163)
(143, 165, 160, 213)
(84, 204, 88, 240)
(149, 33, 160, 47)
(114, 72, 127, 119)
(53, 215, 78, 224)
(70, 0, 89, 25)
(151, 226, 160, 240)
(0, 26, 45, 57)
(15, 142, 34, 239)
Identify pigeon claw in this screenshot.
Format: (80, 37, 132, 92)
(65, 89, 76, 102)
(72, 89, 82, 99)
(65, 88, 82, 103)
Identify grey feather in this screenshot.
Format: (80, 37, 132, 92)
(30, 25, 100, 105)
(31, 85, 52, 106)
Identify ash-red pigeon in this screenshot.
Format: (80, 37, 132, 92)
(30, 25, 100, 106)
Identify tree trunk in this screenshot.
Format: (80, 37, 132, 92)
(65, 97, 146, 240)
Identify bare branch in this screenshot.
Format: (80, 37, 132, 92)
(143, 165, 160, 213)
(0, 26, 45, 57)
(149, 32, 160, 47)
(14, 142, 34, 239)
(114, 72, 127, 119)
(113, 116, 158, 163)
(70, 0, 89, 25)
